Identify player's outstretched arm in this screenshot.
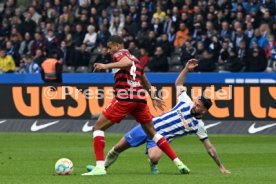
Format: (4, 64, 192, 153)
(141, 73, 165, 111)
(175, 59, 198, 96)
(202, 138, 231, 174)
(94, 56, 132, 71)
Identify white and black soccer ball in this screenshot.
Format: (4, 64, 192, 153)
(55, 158, 73, 175)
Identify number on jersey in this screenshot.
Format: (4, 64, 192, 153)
(130, 62, 136, 80)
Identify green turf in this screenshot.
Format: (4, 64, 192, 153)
(0, 133, 275, 184)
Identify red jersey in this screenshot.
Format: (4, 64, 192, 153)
(112, 49, 146, 103)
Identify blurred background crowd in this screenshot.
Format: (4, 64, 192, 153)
(0, 0, 275, 74)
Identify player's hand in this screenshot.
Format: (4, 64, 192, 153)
(149, 86, 157, 99)
(93, 63, 107, 72)
(152, 97, 166, 112)
(185, 59, 198, 71)
(219, 166, 231, 174)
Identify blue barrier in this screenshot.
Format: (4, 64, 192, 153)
(0, 73, 275, 84)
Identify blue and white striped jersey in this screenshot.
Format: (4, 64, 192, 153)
(153, 91, 208, 142)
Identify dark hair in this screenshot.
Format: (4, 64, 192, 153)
(108, 35, 124, 44)
(199, 96, 213, 110)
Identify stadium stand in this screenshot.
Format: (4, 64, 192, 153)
(0, 0, 275, 74)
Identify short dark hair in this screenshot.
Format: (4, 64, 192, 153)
(108, 35, 124, 44)
(199, 96, 213, 110)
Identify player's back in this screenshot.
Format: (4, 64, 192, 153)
(112, 49, 146, 103)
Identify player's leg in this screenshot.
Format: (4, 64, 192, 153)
(83, 99, 129, 176)
(134, 103, 190, 174)
(105, 124, 148, 167)
(82, 114, 113, 176)
(148, 146, 163, 165)
(104, 137, 131, 168)
(86, 137, 131, 172)
(146, 141, 163, 174)
(92, 114, 114, 165)
(141, 123, 190, 174)
(87, 124, 148, 172)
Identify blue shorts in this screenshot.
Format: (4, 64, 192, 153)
(124, 125, 157, 150)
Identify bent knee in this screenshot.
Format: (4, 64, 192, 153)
(148, 155, 160, 164)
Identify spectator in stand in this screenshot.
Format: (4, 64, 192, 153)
(109, 17, 124, 36)
(263, 0, 275, 16)
(245, 47, 267, 72)
(197, 50, 216, 72)
(73, 24, 85, 47)
(22, 54, 41, 74)
(124, 15, 137, 37)
(265, 34, 276, 70)
(45, 30, 59, 54)
(232, 27, 249, 50)
(20, 12, 37, 36)
(97, 24, 111, 47)
(145, 31, 157, 57)
(10, 29, 22, 50)
(57, 41, 72, 66)
(5, 41, 20, 66)
(163, 14, 173, 35)
(220, 21, 232, 40)
(33, 49, 46, 67)
(19, 32, 34, 56)
(195, 41, 205, 61)
(174, 22, 189, 48)
(119, 0, 130, 16)
(148, 46, 168, 72)
(237, 40, 248, 68)
(245, 22, 255, 39)
(250, 28, 268, 50)
(28, 6, 42, 25)
(73, 43, 90, 67)
(181, 41, 196, 64)
(110, 8, 125, 26)
(152, 18, 163, 38)
(153, 5, 166, 22)
(157, 34, 171, 57)
(259, 23, 271, 38)
(139, 48, 149, 69)
(205, 21, 217, 39)
(136, 21, 150, 48)
(128, 41, 140, 58)
(218, 40, 231, 71)
(31, 32, 46, 56)
(208, 36, 221, 61)
(226, 48, 244, 72)
(92, 47, 111, 72)
(0, 47, 16, 73)
(83, 25, 97, 51)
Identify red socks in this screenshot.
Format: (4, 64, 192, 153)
(154, 134, 177, 160)
(93, 130, 105, 165)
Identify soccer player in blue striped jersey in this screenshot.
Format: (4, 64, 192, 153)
(87, 59, 231, 174)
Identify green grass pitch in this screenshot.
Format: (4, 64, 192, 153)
(0, 133, 276, 184)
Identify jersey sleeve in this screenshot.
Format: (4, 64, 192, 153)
(178, 90, 193, 104)
(112, 51, 124, 63)
(196, 123, 208, 140)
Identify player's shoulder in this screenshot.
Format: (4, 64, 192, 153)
(114, 49, 130, 56)
(197, 119, 205, 127)
(113, 50, 124, 58)
(177, 88, 193, 104)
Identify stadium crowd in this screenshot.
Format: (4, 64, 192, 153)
(0, 0, 275, 74)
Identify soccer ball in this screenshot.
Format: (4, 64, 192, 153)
(55, 158, 73, 175)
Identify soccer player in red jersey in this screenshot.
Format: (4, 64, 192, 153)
(82, 35, 190, 176)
